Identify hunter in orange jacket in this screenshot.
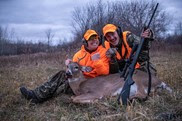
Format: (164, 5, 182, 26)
(104, 31, 140, 69)
(102, 24, 156, 74)
(73, 30, 109, 78)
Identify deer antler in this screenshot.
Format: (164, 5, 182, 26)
(77, 52, 93, 73)
(77, 52, 87, 65)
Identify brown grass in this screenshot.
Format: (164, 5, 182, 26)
(0, 45, 182, 121)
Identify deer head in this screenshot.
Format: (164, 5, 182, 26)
(65, 52, 92, 79)
(65, 59, 87, 95)
(65, 59, 83, 79)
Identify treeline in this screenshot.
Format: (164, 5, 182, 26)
(0, 31, 181, 56)
(165, 34, 182, 45)
(0, 42, 57, 56)
(0, 39, 81, 56)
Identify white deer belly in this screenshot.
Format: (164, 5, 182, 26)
(112, 83, 138, 97)
(130, 83, 138, 97)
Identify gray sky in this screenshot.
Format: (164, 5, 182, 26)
(0, 0, 182, 44)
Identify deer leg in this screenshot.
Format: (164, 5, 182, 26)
(130, 84, 147, 100)
(157, 82, 172, 93)
(130, 92, 147, 100)
(72, 93, 101, 104)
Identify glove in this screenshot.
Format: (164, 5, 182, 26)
(106, 48, 117, 58)
(141, 28, 154, 40)
(141, 28, 154, 50)
(81, 66, 93, 72)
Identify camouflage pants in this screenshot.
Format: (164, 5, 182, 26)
(33, 70, 73, 102)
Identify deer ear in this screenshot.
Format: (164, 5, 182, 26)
(65, 59, 72, 66)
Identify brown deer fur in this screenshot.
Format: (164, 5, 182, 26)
(66, 61, 172, 104)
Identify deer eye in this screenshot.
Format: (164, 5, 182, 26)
(75, 66, 79, 70)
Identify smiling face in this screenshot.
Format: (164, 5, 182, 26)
(105, 31, 120, 46)
(86, 35, 99, 51)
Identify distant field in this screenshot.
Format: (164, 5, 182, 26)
(0, 45, 182, 121)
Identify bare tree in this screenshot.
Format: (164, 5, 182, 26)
(0, 26, 9, 55)
(71, 0, 172, 40)
(71, 0, 109, 41)
(174, 21, 182, 35)
(113, 0, 172, 36)
(45, 28, 54, 52)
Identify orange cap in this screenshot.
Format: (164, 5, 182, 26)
(84, 29, 98, 41)
(103, 24, 117, 36)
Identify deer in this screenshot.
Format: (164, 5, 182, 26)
(65, 60, 172, 104)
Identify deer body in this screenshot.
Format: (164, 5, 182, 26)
(66, 62, 172, 104)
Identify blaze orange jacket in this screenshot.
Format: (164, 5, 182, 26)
(73, 45, 109, 78)
(104, 31, 140, 68)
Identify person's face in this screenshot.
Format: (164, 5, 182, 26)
(87, 35, 99, 51)
(105, 31, 120, 46)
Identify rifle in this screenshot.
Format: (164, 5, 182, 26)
(117, 3, 159, 105)
(120, 44, 138, 78)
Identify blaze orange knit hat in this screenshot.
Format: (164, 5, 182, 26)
(83, 29, 98, 41)
(103, 24, 117, 36)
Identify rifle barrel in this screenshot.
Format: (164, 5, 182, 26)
(147, 3, 159, 28)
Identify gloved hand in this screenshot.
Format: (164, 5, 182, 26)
(141, 28, 154, 40)
(81, 66, 93, 72)
(106, 48, 117, 58)
(141, 28, 154, 50)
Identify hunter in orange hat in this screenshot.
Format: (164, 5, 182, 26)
(72, 29, 109, 78)
(102, 24, 156, 74)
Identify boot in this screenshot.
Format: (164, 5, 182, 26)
(20, 86, 40, 104)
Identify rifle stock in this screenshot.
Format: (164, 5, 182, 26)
(118, 3, 159, 105)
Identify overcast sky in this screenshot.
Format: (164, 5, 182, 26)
(0, 0, 182, 44)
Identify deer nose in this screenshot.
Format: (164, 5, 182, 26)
(66, 70, 72, 78)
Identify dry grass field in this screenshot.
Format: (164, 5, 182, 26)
(0, 44, 182, 121)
